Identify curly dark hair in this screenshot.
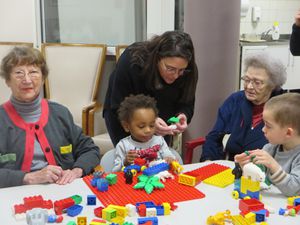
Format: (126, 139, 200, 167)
(118, 94, 159, 123)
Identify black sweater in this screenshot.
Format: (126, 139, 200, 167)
(103, 47, 195, 145)
(290, 24, 300, 56)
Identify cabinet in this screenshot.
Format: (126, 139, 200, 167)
(240, 43, 300, 90)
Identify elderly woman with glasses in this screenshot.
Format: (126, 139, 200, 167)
(0, 46, 100, 188)
(104, 30, 198, 146)
(200, 52, 287, 161)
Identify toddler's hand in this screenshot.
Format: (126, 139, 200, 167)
(124, 150, 138, 166)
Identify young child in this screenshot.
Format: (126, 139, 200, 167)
(235, 93, 300, 196)
(112, 94, 176, 172)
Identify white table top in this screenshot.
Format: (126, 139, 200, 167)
(0, 160, 298, 225)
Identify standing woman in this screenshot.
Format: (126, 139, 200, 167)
(104, 31, 198, 146)
(290, 9, 300, 56)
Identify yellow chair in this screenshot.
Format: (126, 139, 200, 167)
(87, 45, 128, 157)
(115, 45, 127, 61)
(42, 43, 106, 134)
(0, 42, 33, 104)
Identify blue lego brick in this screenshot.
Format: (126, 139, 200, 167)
(154, 205, 164, 215)
(294, 198, 300, 206)
(278, 208, 286, 215)
(87, 195, 96, 205)
(246, 190, 260, 200)
(254, 209, 266, 222)
(48, 214, 57, 223)
(67, 205, 83, 217)
(97, 178, 109, 192)
(143, 163, 169, 176)
(91, 177, 100, 187)
(136, 201, 156, 208)
(124, 164, 141, 173)
(138, 217, 158, 225)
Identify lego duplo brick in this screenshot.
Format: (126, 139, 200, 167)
(183, 163, 230, 181)
(83, 172, 205, 207)
(203, 168, 235, 188)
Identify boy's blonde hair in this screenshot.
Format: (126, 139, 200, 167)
(265, 93, 300, 134)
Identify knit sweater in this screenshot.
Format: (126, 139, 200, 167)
(263, 143, 300, 196)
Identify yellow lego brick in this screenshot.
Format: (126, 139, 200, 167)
(231, 215, 251, 225)
(108, 204, 128, 217)
(178, 174, 196, 186)
(203, 168, 234, 188)
(240, 176, 260, 193)
(287, 196, 300, 206)
(162, 202, 171, 215)
(77, 217, 87, 225)
(102, 208, 116, 221)
(259, 222, 269, 225)
(244, 212, 256, 224)
(110, 216, 124, 224)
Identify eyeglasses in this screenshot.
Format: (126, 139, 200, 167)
(12, 69, 41, 80)
(241, 76, 265, 89)
(161, 61, 190, 76)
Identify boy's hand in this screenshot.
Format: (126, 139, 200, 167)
(124, 150, 138, 166)
(249, 150, 280, 174)
(234, 152, 251, 167)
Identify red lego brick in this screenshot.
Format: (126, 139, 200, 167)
(183, 163, 230, 181)
(239, 199, 264, 212)
(14, 195, 53, 214)
(54, 198, 75, 215)
(94, 206, 104, 218)
(14, 204, 27, 214)
(138, 204, 146, 217)
(83, 172, 205, 207)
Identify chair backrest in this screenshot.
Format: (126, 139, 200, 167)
(0, 42, 33, 104)
(100, 148, 183, 173)
(42, 43, 106, 127)
(115, 45, 127, 61)
(100, 149, 116, 173)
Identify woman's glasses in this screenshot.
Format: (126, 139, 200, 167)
(161, 61, 190, 76)
(12, 69, 41, 80)
(241, 76, 265, 89)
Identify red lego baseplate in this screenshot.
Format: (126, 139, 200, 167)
(83, 172, 205, 207)
(184, 163, 230, 181)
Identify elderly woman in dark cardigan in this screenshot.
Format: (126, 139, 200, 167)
(0, 46, 100, 188)
(201, 53, 287, 161)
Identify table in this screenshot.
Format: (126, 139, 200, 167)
(0, 160, 298, 225)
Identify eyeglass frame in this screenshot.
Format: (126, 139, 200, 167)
(11, 68, 42, 81)
(240, 75, 267, 89)
(160, 61, 191, 76)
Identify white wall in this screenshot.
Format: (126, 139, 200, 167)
(0, 0, 37, 44)
(240, 0, 300, 35)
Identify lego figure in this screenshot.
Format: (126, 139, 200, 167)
(235, 93, 300, 196)
(125, 170, 133, 184)
(112, 94, 176, 172)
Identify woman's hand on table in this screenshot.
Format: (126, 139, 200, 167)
(23, 165, 63, 185)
